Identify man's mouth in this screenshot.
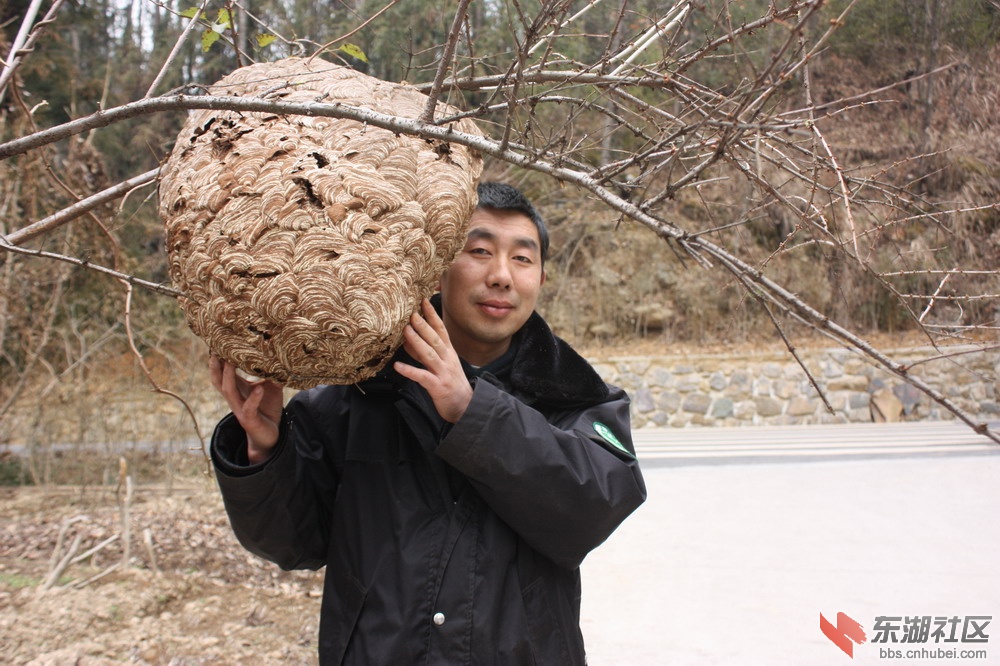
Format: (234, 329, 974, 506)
(478, 300, 515, 316)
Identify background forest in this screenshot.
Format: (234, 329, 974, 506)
(2, 0, 1000, 478)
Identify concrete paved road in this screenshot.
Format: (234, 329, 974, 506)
(580, 422, 1000, 665)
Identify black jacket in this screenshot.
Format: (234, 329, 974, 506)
(212, 308, 647, 665)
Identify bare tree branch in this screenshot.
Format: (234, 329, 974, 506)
(0, 240, 181, 297)
(420, 0, 475, 123)
(2, 0, 997, 449)
(0, 0, 69, 103)
(5, 168, 159, 246)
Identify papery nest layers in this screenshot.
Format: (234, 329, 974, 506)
(159, 58, 484, 388)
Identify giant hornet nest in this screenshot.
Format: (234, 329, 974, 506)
(159, 58, 484, 388)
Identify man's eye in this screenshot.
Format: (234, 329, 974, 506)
(514, 255, 533, 263)
(470, 247, 490, 255)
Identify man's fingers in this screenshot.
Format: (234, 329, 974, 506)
(408, 308, 441, 346)
(406, 300, 454, 361)
(393, 360, 422, 382)
(420, 298, 451, 342)
(403, 319, 443, 365)
(396, 301, 472, 423)
(209, 357, 283, 454)
(242, 382, 264, 416)
(209, 355, 224, 389)
(221, 359, 237, 393)
(215, 359, 249, 404)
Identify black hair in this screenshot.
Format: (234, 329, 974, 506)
(475, 182, 549, 264)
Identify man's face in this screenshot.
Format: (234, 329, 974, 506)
(439, 207, 546, 366)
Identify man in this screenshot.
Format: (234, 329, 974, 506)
(210, 182, 646, 665)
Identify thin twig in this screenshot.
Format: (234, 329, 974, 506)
(145, 0, 210, 98)
(419, 0, 474, 123)
(0, 0, 68, 103)
(46, 515, 86, 573)
(72, 563, 121, 589)
(307, 0, 402, 64)
(119, 464, 132, 571)
(121, 282, 209, 460)
(738, 275, 835, 415)
(900, 343, 1000, 369)
(142, 528, 161, 575)
(527, 0, 606, 55)
(41, 532, 83, 593)
(609, 3, 689, 76)
(69, 534, 120, 566)
(0, 240, 181, 298)
(921, 271, 952, 325)
(5, 168, 159, 246)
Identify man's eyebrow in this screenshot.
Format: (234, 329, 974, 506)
(467, 228, 540, 252)
(513, 237, 540, 252)
(467, 228, 497, 243)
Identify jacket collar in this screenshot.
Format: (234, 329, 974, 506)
(505, 309, 609, 407)
(361, 294, 609, 408)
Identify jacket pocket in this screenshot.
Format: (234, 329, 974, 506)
(320, 569, 367, 665)
(521, 575, 571, 665)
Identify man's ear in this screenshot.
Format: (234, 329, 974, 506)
(540, 268, 547, 286)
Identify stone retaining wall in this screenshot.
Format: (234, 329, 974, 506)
(4, 346, 997, 452)
(590, 346, 1000, 428)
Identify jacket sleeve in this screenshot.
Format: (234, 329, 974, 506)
(435, 379, 647, 570)
(211, 388, 345, 571)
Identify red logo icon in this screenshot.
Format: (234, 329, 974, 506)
(821, 612, 867, 658)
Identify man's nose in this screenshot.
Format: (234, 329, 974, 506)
(487, 257, 512, 289)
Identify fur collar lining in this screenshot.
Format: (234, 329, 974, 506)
(364, 295, 610, 408)
(506, 310, 610, 407)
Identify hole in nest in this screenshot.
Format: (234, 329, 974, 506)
(212, 141, 234, 159)
(433, 142, 455, 164)
(190, 117, 216, 141)
(248, 325, 272, 340)
(310, 152, 330, 168)
(235, 270, 280, 279)
(363, 351, 388, 367)
(292, 177, 323, 208)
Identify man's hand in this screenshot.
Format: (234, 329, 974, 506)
(209, 356, 284, 464)
(394, 299, 473, 423)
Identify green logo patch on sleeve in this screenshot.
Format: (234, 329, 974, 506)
(593, 421, 634, 458)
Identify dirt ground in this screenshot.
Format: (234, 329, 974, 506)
(0, 476, 324, 665)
